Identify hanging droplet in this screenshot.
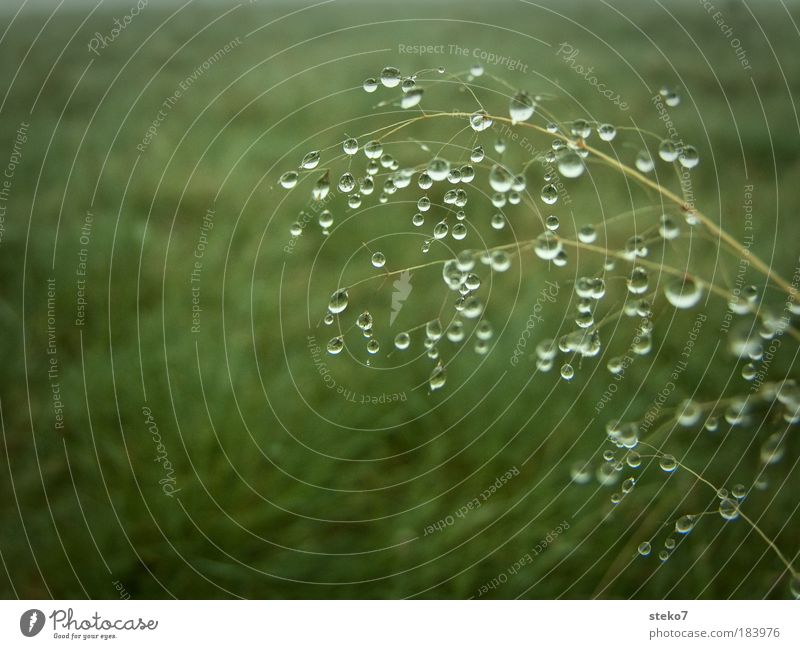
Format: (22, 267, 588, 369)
(557, 150, 584, 178)
(429, 363, 447, 391)
(665, 277, 702, 309)
(540, 183, 559, 204)
(560, 363, 574, 380)
(678, 145, 699, 169)
(638, 542, 651, 556)
(470, 145, 485, 163)
(380, 66, 401, 88)
(363, 78, 378, 93)
(280, 171, 299, 189)
(509, 90, 535, 123)
(394, 332, 410, 350)
(371, 252, 386, 268)
(327, 336, 344, 355)
(300, 150, 320, 169)
(659, 454, 678, 473)
(597, 123, 617, 141)
(312, 172, 330, 201)
(469, 110, 493, 132)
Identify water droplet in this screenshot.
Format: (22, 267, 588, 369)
(356, 311, 373, 330)
(509, 90, 535, 123)
(289, 222, 302, 237)
(491, 213, 505, 230)
(363, 78, 378, 93)
(338, 172, 356, 192)
(429, 363, 447, 391)
(300, 150, 320, 169)
(401, 88, 424, 109)
(557, 150, 585, 178)
(394, 332, 410, 350)
(327, 336, 344, 355)
(343, 138, 358, 155)
(540, 183, 559, 204)
(380, 66, 401, 88)
(488, 164, 513, 192)
(665, 277, 703, 309)
(659, 454, 678, 473)
(452, 223, 467, 240)
(577, 225, 596, 243)
(470, 145, 485, 163)
(678, 145, 699, 169)
(597, 123, 616, 141)
(433, 221, 449, 239)
(412, 213, 424, 226)
(364, 140, 383, 159)
(312, 172, 330, 201)
(469, 110, 493, 132)
(280, 171, 298, 189)
(658, 139, 679, 162)
(718, 497, 739, 521)
(570, 462, 592, 484)
(371, 252, 386, 268)
(638, 542, 651, 556)
(760, 433, 785, 465)
(427, 157, 450, 182)
(635, 150, 655, 173)
(675, 514, 696, 534)
(328, 289, 349, 315)
(560, 363, 574, 380)
(534, 231, 563, 260)
(658, 550, 670, 562)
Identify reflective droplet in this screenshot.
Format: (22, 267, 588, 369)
(718, 497, 739, 521)
(280, 171, 298, 189)
(488, 164, 513, 192)
(638, 542, 651, 556)
(470, 145, 485, 163)
(363, 140, 383, 159)
(469, 110, 493, 132)
(327, 336, 344, 355)
(675, 514, 696, 534)
(338, 172, 356, 192)
(429, 363, 447, 391)
(665, 277, 702, 309)
(343, 138, 358, 155)
(560, 363, 574, 380)
(659, 454, 678, 472)
(557, 150, 585, 178)
(394, 332, 410, 350)
(427, 157, 450, 182)
(509, 90, 535, 123)
(363, 78, 378, 93)
(597, 123, 616, 141)
(371, 252, 386, 268)
(678, 145, 699, 169)
(540, 183, 559, 204)
(300, 150, 320, 169)
(380, 66, 401, 88)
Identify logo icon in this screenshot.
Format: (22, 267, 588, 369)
(20, 609, 45, 637)
(390, 270, 413, 326)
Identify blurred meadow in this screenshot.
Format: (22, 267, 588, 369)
(0, 0, 799, 599)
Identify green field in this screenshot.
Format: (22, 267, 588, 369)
(1, 0, 799, 599)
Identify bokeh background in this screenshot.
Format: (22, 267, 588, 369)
(1, 0, 799, 599)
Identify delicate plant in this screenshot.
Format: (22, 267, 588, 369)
(278, 64, 799, 597)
